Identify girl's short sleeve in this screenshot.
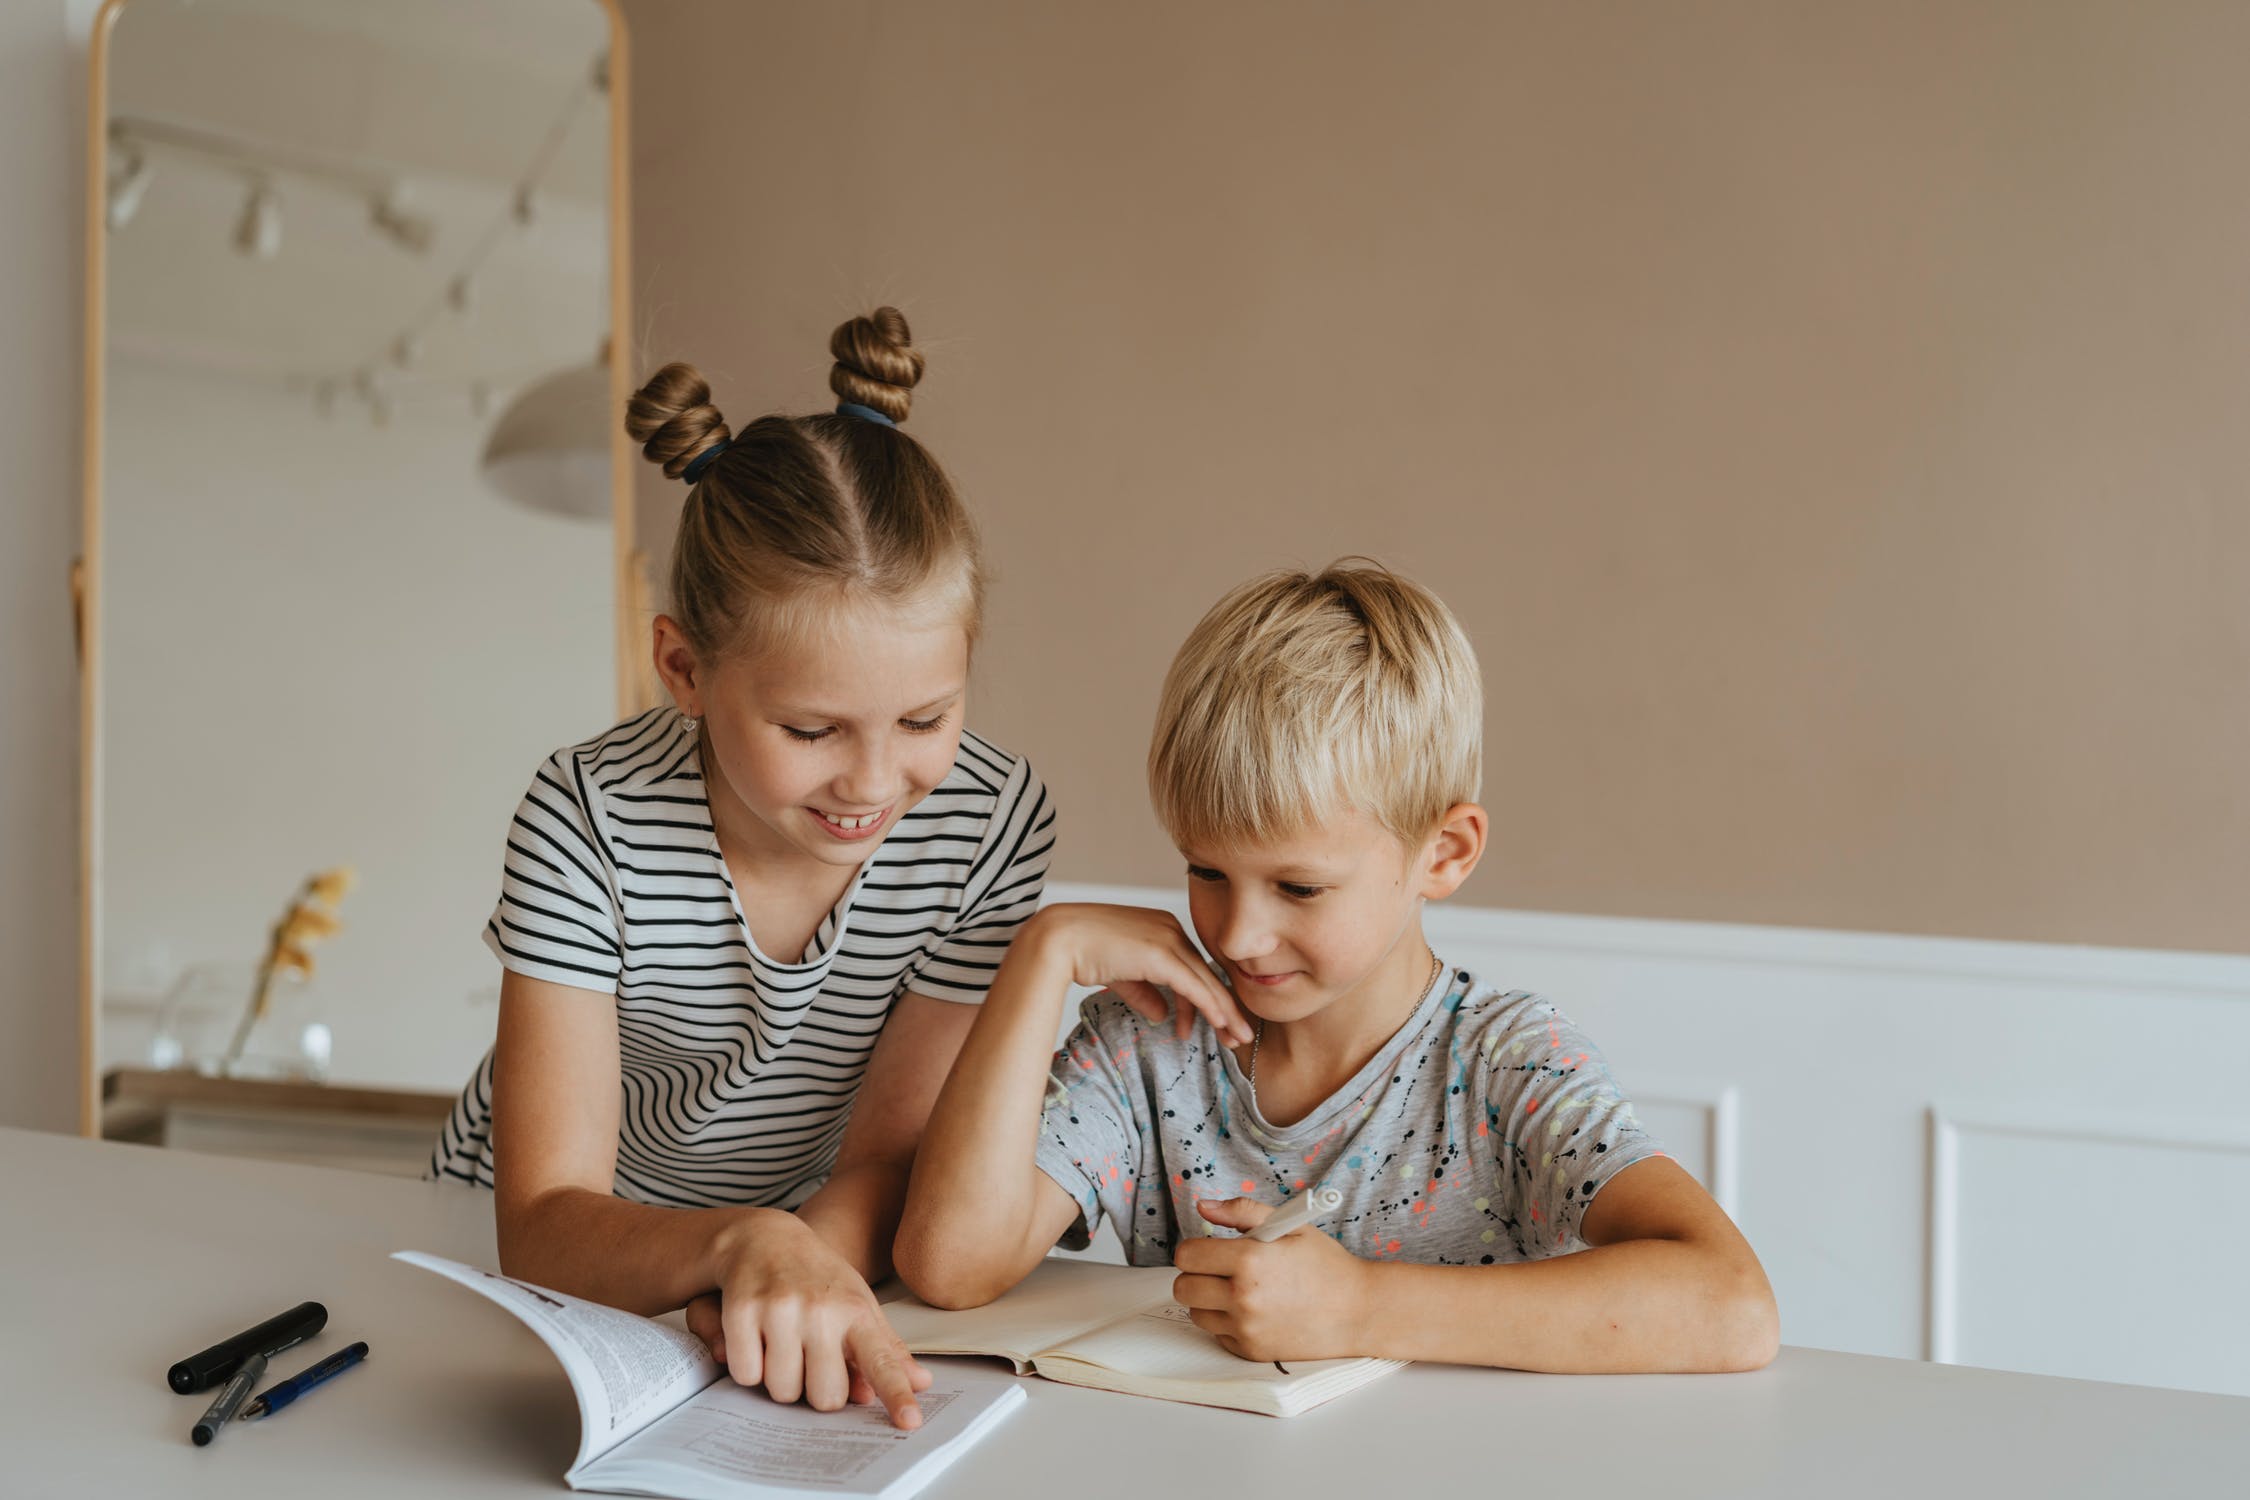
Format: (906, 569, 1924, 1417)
(908, 757, 1057, 1003)
(481, 751, 624, 992)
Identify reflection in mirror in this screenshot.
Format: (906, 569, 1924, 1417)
(94, 0, 621, 1163)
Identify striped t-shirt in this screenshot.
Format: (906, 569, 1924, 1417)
(429, 707, 1056, 1207)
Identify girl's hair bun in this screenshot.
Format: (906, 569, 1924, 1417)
(828, 307, 925, 424)
(626, 362, 731, 480)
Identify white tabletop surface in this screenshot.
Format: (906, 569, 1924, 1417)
(6, 1126, 2246, 1499)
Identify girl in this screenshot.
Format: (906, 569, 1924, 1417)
(431, 309, 1054, 1432)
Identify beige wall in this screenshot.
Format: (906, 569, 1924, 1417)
(622, 0, 2250, 955)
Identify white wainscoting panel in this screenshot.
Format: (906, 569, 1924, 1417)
(1624, 1080, 1741, 1218)
(1929, 1107, 2250, 1396)
(1043, 882, 2250, 1396)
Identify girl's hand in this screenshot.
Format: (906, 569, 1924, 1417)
(694, 1209, 934, 1429)
(1169, 1197, 1376, 1362)
(1027, 904, 1253, 1046)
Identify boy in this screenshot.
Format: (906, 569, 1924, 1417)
(896, 563, 1778, 1373)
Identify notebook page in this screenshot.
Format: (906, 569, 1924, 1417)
(1042, 1303, 1316, 1385)
(885, 1258, 1176, 1365)
(1038, 1303, 1404, 1414)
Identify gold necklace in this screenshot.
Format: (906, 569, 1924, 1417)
(1248, 945, 1445, 1102)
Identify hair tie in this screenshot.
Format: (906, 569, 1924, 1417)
(835, 402, 898, 428)
(680, 439, 730, 486)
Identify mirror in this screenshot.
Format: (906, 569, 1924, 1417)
(83, 0, 634, 1143)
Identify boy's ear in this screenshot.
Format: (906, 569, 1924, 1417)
(1418, 802, 1487, 901)
(650, 614, 704, 714)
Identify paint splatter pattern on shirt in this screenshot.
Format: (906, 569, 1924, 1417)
(1035, 968, 1664, 1267)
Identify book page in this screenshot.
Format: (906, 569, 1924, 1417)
(394, 1250, 721, 1469)
(577, 1365, 1026, 1500)
(883, 1258, 1176, 1366)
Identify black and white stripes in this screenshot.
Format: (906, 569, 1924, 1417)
(429, 707, 1055, 1207)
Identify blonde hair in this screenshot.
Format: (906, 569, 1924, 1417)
(1150, 561, 1482, 851)
(624, 307, 983, 662)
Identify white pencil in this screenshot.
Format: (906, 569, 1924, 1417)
(1247, 1185, 1345, 1241)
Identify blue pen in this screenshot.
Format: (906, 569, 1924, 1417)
(239, 1342, 369, 1420)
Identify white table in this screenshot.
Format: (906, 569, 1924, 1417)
(5, 1127, 2245, 1498)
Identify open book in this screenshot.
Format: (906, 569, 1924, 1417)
(395, 1252, 1022, 1500)
(881, 1257, 1403, 1418)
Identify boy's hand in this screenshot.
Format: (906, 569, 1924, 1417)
(1170, 1197, 1376, 1362)
(1028, 904, 1253, 1046)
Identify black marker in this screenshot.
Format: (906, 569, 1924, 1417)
(168, 1301, 328, 1394)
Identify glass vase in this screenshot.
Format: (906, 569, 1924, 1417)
(148, 960, 333, 1082)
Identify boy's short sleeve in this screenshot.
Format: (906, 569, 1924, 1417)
(481, 752, 624, 992)
(1033, 996, 1148, 1251)
(1473, 996, 1664, 1253)
(908, 759, 1057, 1004)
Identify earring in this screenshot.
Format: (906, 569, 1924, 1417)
(679, 711, 700, 734)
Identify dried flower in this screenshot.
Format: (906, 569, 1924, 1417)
(308, 867, 357, 906)
(278, 904, 341, 947)
(222, 867, 356, 1073)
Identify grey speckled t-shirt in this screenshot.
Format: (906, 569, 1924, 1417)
(1035, 965, 1665, 1267)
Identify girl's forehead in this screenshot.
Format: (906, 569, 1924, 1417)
(724, 608, 969, 710)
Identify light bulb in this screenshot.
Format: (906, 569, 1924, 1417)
(107, 146, 154, 231)
(369, 186, 435, 254)
(233, 180, 281, 259)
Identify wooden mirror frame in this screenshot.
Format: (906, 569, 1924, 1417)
(76, 0, 641, 1136)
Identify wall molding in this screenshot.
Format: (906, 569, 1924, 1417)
(1633, 1079, 1742, 1218)
(1925, 1105, 2250, 1365)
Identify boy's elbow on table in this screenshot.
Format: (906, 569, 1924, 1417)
(1672, 1255, 1780, 1373)
(1721, 1268, 1783, 1372)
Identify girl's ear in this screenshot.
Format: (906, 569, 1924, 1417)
(650, 615, 704, 714)
(1418, 803, 1488, 901)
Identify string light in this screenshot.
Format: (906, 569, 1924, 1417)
(112, 47, 610, 428)
(326, 49, 606, 425)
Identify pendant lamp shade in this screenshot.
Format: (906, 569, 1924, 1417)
(480, 360, 611, 521)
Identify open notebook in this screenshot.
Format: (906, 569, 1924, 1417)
(395, 1252, 1022, 1500)
(882, 1258, 1403, 1417)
